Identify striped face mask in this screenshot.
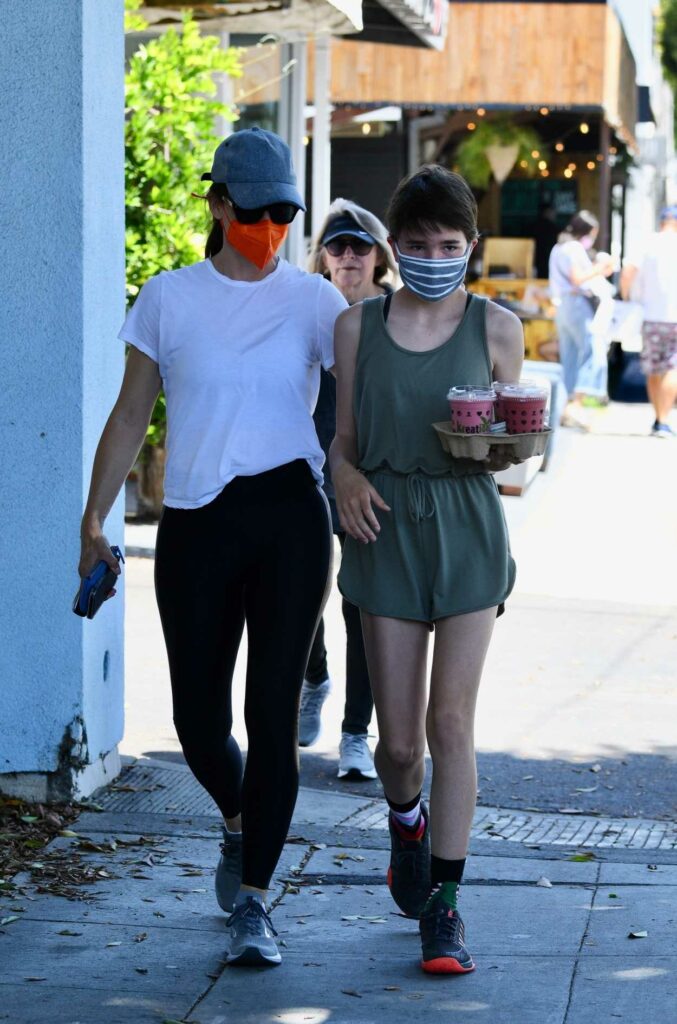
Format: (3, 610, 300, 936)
(394, 243, 472, 302)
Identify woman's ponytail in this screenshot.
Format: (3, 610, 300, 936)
(204, 184, 230, 258)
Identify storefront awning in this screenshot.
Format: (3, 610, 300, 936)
(351, 0, 447, 49)
(637, 85, 655, 125)
(135, 0, 363, 37)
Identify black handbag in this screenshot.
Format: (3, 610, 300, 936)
(607, 341, 648, 403)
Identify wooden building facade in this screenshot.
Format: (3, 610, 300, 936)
(300, 0, 640, 250)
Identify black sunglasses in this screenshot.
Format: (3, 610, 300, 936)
(324, 235, 375, 257)
(231, 201, 298, 225)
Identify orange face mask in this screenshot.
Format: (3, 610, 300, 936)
(223, 217, 289, 270)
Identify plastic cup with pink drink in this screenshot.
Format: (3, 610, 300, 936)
(496, 380, 549, 434)
(447, 385, 496, 434)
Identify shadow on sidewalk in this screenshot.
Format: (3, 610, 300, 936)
(139, 746, 677, 820)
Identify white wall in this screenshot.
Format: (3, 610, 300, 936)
(610, 0, 654, 83)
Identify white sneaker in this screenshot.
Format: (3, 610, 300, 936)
(338, 732, 377, 779)
(298, 678, 331, 747)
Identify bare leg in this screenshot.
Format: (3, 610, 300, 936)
(648, 370, 677, 422)
(427, 607, 497, 860)
(360, 613, 430, 803)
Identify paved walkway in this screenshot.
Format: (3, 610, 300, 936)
(2, 757, 676, 1023)
(4, 405, 675, 1021)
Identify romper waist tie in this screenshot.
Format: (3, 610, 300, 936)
(406, 473, 435, 523)
(363, 467, 437, 523)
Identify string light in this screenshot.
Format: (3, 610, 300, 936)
(538, 160, 547, 170)
(555, 142, 565, 152)
(467, 122, 477, 131)
(519, 159, 529, 169)
(362, 123, 371, 135)
(609, 146, 618, 154)
(587, 161, 596, 170)
(564, 168, 574, 178)
(579, 122, 590, 134)
(540, 107, 550, 115)
(476, 107, 486, 116)
(531, 149, 540, 159)
(568, 162, 577, 171)
(596, 153, 604, 161)
(541, 169, 550, 177)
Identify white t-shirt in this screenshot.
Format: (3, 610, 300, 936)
(628, 231, 677, 323)
(548, 239, 592, 300)
(119, 258, 347, 509)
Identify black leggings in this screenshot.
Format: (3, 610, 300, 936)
(306, 538, 373, 735)
(154, 460, 331, 890)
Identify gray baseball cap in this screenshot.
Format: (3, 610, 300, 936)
(201, 127, 306, 211)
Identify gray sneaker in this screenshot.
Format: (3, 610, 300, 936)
(226, 896, 281, 966)
(338, 732, 377, 779)
(215, 828, 242, 913)
(298, 677, 331, 747)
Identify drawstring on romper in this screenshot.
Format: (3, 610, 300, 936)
(406, 473, 435, 523)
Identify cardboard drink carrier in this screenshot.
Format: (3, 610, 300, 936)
(432, 422, 552, 462)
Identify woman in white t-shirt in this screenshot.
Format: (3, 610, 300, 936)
(78, 128, 346, 967)
(620, 205, 677, 437)
(548, 210, 615, 424)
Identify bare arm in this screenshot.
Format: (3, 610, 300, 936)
(486, 301, 524, 383)
(570, 258, 614, 287)
(329, 305, 390, 543)
(484, 303, 527, 471)
(79, 347, 162, 576)
(620, 263, 638, 301)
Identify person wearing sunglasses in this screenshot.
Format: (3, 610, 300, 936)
(330, 166, 523, 975)
(77, 128, 346, 968)
(299, 201, 397, 781)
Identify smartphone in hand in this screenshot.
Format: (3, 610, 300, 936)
(73, 546, 125, 619)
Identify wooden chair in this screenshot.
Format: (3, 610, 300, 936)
(483, 237, 535, 278)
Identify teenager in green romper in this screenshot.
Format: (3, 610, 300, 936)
(330, 166, 523, 975)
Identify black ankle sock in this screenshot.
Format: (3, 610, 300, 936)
(425, 856, 466, 910)
(386, 791, 423, 832)
(431, 856, 466, 886)
(386, 791, 422, 814)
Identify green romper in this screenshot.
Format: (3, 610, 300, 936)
(338, 292, 516, 623)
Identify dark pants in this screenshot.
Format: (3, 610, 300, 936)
(305, 534, 374, 736)
(155, 461, 331, 891)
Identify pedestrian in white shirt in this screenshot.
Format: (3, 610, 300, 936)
(78, 128, 346, 967)
(621, 205, 677, 437)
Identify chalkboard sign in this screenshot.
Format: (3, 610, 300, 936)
(498, 179, 579, 277)
(500, 179, 578, 234)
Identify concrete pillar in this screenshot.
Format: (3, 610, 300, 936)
(215, 31, 234, 140)
(599, 120, 612, 252)
(311, 35, 332, 241)
(0, 1, 125, 801)
(280, 40, 308, 267)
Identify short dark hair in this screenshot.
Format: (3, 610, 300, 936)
(566, 210, 598, 240)
(205, 183, 230, 257)
(386, 165, 478, 242)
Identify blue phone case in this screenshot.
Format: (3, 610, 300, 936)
(73, 546, 125, 619)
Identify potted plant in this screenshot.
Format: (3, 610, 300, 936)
(455, 116, 546, 189)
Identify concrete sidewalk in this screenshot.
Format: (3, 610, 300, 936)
(2, 757, 676, 1024)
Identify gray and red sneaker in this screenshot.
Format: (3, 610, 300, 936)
(419, 891, 475, 974)
(386, 801, 431, 918)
